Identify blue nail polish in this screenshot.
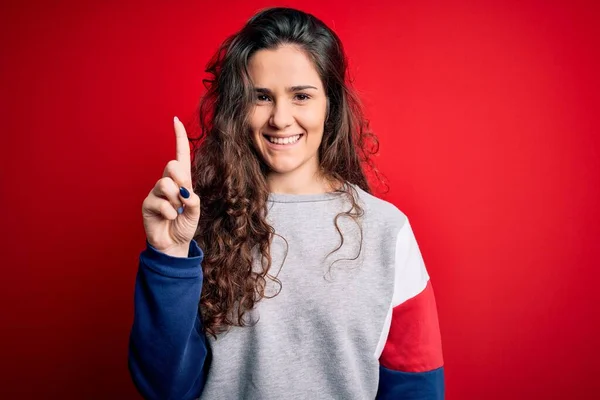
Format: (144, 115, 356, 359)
(180, 187, 190, 199)
(177, 206, 184, 214)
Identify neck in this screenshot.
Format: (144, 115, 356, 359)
(267, 163, 334, 195)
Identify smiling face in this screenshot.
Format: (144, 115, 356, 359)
(248, 45, 328, 193)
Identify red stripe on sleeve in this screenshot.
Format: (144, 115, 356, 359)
(379, 280, 444, 373)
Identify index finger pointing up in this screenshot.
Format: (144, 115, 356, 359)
(174, 116, 191, 171)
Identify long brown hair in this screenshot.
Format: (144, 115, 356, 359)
(191, 7, 379, 338)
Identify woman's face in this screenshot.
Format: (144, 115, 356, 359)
(248, 45, 327, 182)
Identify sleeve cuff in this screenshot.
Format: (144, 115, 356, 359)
(141, 240, 204, 279)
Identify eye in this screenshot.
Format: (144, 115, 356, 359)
(256, 94, 272, 103)
(294, 93, 311, 102)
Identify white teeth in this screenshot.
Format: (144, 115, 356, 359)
(267, 134, 301, 145)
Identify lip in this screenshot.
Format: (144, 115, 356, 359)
(262, 133, 303, 139)
(262, 133, 304, 149)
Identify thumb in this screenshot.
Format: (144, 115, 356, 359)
(177, 186, 201, 217)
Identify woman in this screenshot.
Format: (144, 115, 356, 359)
(129, 7, 444, 400)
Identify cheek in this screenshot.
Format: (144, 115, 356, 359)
(297, 105, 327, 133)
(249, 107, 268, 132)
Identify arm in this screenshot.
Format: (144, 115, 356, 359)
(376, 220, 445, 400)
(128, 240, 209, 400)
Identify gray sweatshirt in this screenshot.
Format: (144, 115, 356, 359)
(129, 185, 445, 400)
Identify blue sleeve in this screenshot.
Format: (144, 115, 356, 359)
(377, 365, 445, 400)
(128, 240, 210, 400)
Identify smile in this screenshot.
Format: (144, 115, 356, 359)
(263, 134, 303, 146)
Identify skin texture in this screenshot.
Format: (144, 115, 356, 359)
(248, 45, 329, 194)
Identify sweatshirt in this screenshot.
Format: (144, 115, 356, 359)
(128, 185, 444, 399)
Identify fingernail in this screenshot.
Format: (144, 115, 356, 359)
(174, 116, 179, 123)
(180, 186, 190, 199)
(177, 206, 184, 214)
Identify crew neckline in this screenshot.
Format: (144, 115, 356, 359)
(267, 183, 357, 203)
(267, 190, 344, 203)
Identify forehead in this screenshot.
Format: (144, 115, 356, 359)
(247, 45, 322, 89)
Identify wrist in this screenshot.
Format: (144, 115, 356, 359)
(146, 240, 190, 258)
(162, 243, 190, 258)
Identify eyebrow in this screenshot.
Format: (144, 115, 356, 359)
(253, 85, 318, 94)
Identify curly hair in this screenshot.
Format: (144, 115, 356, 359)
(190, 7, 379, 338)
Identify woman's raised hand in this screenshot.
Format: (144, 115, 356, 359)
(142, 117, 201, 257)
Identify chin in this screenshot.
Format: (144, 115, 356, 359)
(266, 160, 303, 175)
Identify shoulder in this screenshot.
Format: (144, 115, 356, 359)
(351, 184, 408, 233)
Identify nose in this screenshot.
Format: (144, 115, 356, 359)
(269, 102, 294, 130)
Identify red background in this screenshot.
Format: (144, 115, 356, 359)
(1, 0, 599, 398)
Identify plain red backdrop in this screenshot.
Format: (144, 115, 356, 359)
(1, 0, 599, 398)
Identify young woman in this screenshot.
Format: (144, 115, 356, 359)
(129, 7, 444, 400)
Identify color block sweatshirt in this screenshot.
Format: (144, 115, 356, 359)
(128, 185, 444, 399)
